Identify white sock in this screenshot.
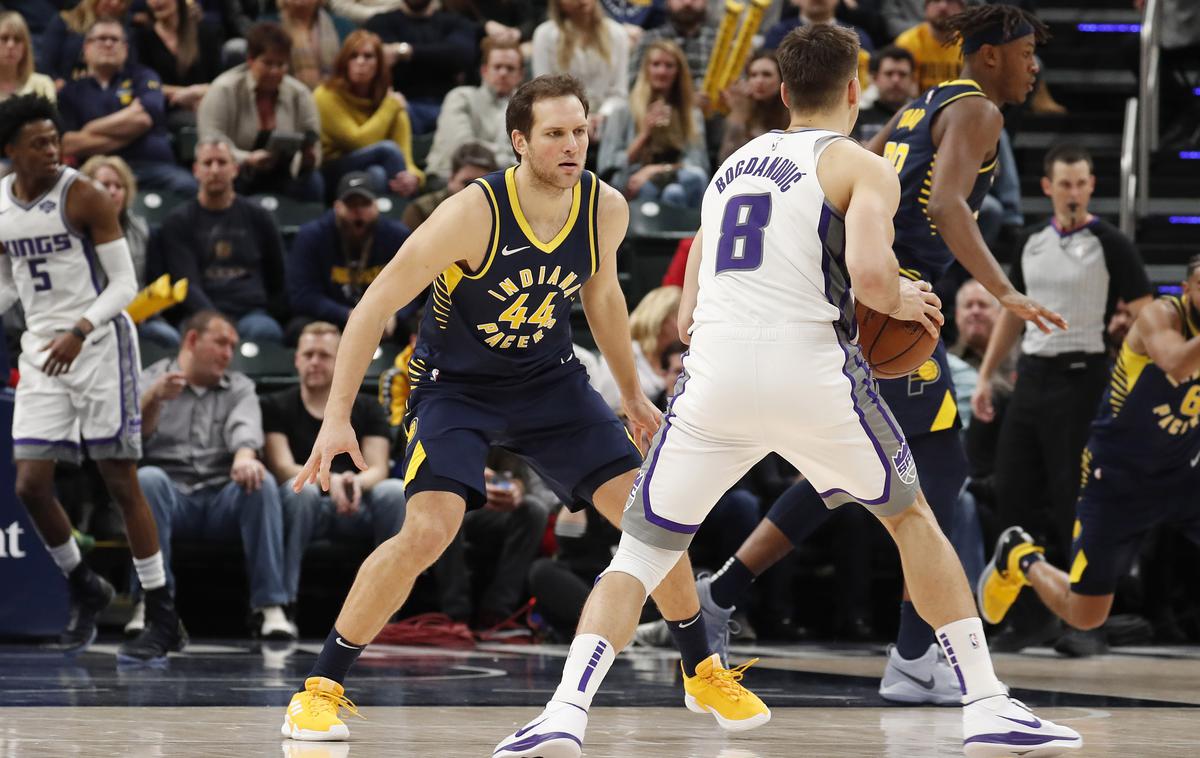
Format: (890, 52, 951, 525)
(550, 634, 616, 711)
(133, 552, 166, 591)
(48, 538, 82, 576)
(936, 617, 1007, 704)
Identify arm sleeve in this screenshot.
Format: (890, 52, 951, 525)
(82, 238, 139, 327)
(1099, 224, 1152, 302)
(0, 255, 18, 314)
(224, 375, 265, 453)
(1008, 229, 1034, 294)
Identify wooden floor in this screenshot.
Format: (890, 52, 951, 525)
(1, 640, 1198, 757)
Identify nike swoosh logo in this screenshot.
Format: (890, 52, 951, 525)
(335, 637, 359, 649)
(1191, 450, 1200, 468)
(896, 668, 936, 690)
(1001, 715, 1042, 729)
(501, 245, 530, 256)
(678, 615, 701, 629)
(513, 718, 545, 738)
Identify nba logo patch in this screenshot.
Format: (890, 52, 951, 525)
(37, 199, 56, 214)
(969, 633, 980, 649)
(892, 442, 917, 485)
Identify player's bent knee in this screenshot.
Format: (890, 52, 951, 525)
(600, 532, 684, 598)
(1066, 593, 1113, 631)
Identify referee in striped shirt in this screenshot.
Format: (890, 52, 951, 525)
(972, 144, 1152, 572)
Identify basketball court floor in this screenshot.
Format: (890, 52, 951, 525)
(2, 640, 1198, 756)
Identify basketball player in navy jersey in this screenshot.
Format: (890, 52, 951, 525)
(0, 94, 184, 662)
(696, 4, 1071, 705)
(279, 75, 767, 742)
(980, 257, 1200, 636)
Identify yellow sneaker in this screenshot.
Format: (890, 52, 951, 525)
(682, 653, 771, 732)
(977, 526, 1044, 625)
(280, 676, 362, 741)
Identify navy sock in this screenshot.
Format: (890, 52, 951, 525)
(307, 627, 366, 688)
(666, 612, 710, 677)
(709, 556, 755, 610)
(895, 601, 935, 661)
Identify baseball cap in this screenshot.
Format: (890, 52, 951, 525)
(337, 172, 377, 202)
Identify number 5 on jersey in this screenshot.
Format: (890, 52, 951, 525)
(715, 194, 772, 274)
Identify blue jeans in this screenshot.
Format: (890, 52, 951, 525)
(129, 160, 199, 197)
(280, 478, 407, 603)
(636, 165, 708, 208)
(327, 141, 407, 196)
(135, 465, 288, 609)
(234, 309, 284, 344)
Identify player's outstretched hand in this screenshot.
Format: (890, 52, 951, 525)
(972, 377, 996, 424)
(1001, 292, 1068, 334)
(893, 279, 944, 338)
(623, 394, 663, 454)
(39, 331, 84, 376)
(295, 418, 366, 493)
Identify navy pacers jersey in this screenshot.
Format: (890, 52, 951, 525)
(873, 80, 997, 438)
(1088, 295, 1200, 477)
(410, 166, 600, 387)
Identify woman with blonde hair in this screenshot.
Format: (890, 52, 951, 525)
(531, 0, 628, 134)
(628, 285, 683, 400)
(598, 39, 708, 208)
(315, 29, 423, 197)
(38, 0, 134, 82)
(0, 12, 56, 103)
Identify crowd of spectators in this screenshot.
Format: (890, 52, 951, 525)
(3, 0, 1195, 647)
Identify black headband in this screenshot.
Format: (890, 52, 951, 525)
(961, 20, 1034, 55)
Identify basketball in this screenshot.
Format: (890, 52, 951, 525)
(854, 300, 940, 379)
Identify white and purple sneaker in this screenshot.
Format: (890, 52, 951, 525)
(963, 695, 1082, 757)
(494, 702, 587, 758)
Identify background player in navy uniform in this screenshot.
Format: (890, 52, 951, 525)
(279, 75, 764, 742)
(694, 4, 1071, 705)
(979, 256, 1200, 636)
(0, 94, 184, 662)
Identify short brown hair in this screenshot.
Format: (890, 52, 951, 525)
(777, 24, 860, 112)
(300, 321, 341, 339)
(505, 75, 589, 161)
(247, 21, 291, 60)
(481, 36, 522, 66)
(1043, 143, 1093, 179)
(181, 310, 234, 339)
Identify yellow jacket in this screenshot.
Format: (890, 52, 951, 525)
(895, 22, 964, 94)
(314, 84, 425, 185)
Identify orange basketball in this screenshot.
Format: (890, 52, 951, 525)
(854, 300, 940, 379)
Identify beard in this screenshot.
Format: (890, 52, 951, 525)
(525, 156, 579, 191)
(671, 8, 706, 29)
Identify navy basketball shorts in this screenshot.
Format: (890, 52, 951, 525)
(400, 362, 642, 510)
(1069, 451, 1200, 596)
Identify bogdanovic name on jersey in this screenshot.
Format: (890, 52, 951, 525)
(713, 152, 808, 195)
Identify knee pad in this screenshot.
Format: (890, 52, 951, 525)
(600, 532, 685, 597)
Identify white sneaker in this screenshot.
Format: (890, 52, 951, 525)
(494, 701, 587, 758)
(695, 572, 734, 665)
(879, 643, 962, 705)
(259, 606, 298, 640)
(124, 599, 145, 637)
(632, 618, 671, 648)
(963, 695, 1082, 757)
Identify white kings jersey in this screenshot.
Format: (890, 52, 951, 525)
(692, 129, 854, 336)
(0, 167, 107, 336)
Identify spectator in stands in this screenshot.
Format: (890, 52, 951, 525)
(4, 0, 61, 38)
(973, 145, 1153, 647)
(629, 0, 714, 92)
(286, 172, 415, 341)
(438, 448, 552, 629)
(598, 40, 708, 207)
(315, 29, 423, 198)
(533, 0, 630, 135)
(365, 0, 480, 135)
(327, 0, 407, 25)
(601, 0, 667, 41)
(423, 38, 521, 183)
(528, 502, 622, 639)
(404, 142, 499, 230)
(0, 12, 56, 103)
(947, 279, 1009, 427)
(444, 0, 540, 47)
(262, 322, 407, 613)
(765, 0, 873, 53)
(271, 0, 348, 90)
(894, 0, 964, 93)
(149, 137, 288, 343)
(134, 0, 223, 118)
(60, 20, 199, 196)
(38, 0, 135, 84)
(136, 310, 293, 639)
(198, 22, 324, 202)
(716, 49, 789, 163)
(881, 0, 924, 40)
(853, 45, 916, 143)
(627, 285, 682, 404)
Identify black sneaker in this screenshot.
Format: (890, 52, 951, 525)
(47, 565, 114, 653)
(1054, 628, 1109, 658)
(117, 588, 187, 664)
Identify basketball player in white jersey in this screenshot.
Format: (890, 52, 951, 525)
(0, 95, 185, 663)
(497, 27, 1080, 758)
